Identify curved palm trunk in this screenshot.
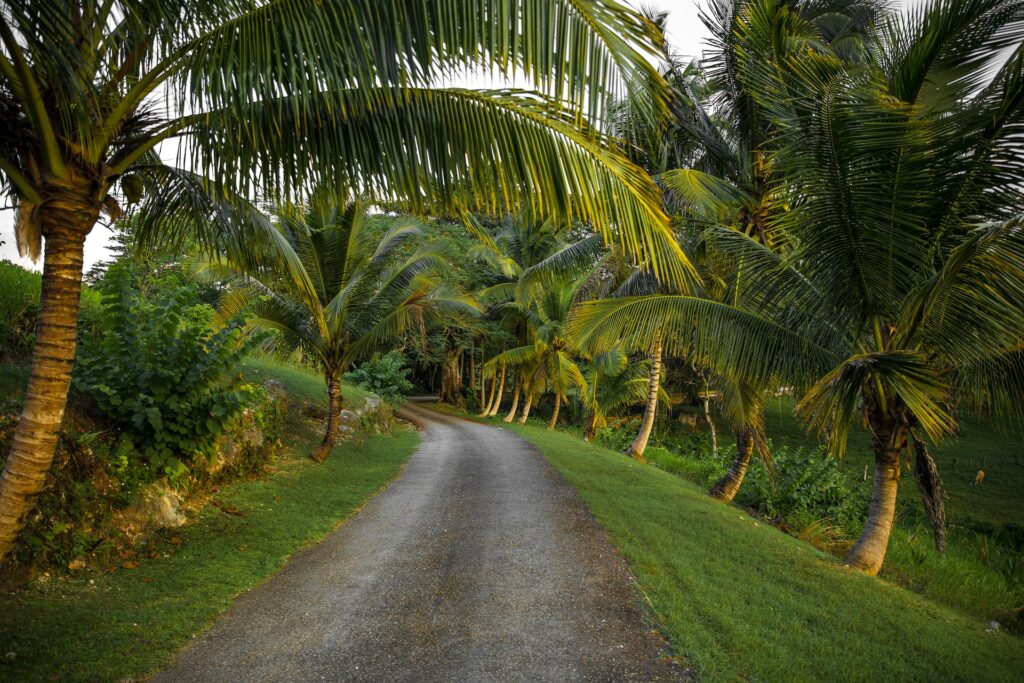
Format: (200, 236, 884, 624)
(479, 373, 495, 416)
(584, 410, 597, 441)
(0, 202, 94, 561)
(486, 367, 506, 417)
(311, 374, 342, 463)
(503, 380, 521, 423)
(709, 428, 755, 502)
(468, 350, 477, 403)
(625, 338, 662, 461)
(547, 393, 561, 430)
(517, 392, 534, 424)
(702, 378, 718, 458)
(846, 407, 908, 575)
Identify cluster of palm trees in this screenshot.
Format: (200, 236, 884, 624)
(2, 0, 1022, 581)
(459, 0, 1024, 576)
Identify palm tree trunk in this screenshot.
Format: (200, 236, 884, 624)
(479, 372, 496, 416)
(503, 380, 521, 423)
(311, 374, 342, 463)
(487, 366, 506, 417)
(517, 392, 534, 424)
(709, 428, 755, 502)
(469, 348, 476, 394)
(584, 411, 597, 441)
(547, 393, 561, 430)
(625, 338, 662, 461)
(846, 407, 908, 575)
(702, 376, 718, 458)
(0, 204, 94, 561)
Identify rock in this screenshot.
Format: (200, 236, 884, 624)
(209, 407, 268, 475)
(338, 409, 358, 425)
(364, 397, 381, 411)
(113, 481, 186, 545)
(986, 620, 1001, 633)
(262, 379, 289, 414)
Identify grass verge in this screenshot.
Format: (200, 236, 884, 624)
(0, 358, 418, 682)
(463, 410, 1024, 682)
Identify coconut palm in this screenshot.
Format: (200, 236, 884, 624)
(571, 0, 1024, 575)
(468, 211, 608, 421)
(489, 276, 590, 429)
(203, 199, 476, 462)
(617, 0, 882, 485)
(0, 0, 693, 558)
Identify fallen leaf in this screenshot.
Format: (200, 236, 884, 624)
(121, 561, 138, 570)
(168, 536, 182, 545)
(67, 559, 86, 571)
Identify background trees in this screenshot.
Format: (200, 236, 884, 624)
(199, 199, 476, 462)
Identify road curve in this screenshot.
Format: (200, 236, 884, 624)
(154, 403, 685, 682)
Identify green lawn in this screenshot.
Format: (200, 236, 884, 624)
(465, 411, 1024, 682)
(0, 357, 418, 682)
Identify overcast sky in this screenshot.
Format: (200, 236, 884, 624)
(0, 0, 919, 272)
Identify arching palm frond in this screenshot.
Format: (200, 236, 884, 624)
(568, 295, 835, 390)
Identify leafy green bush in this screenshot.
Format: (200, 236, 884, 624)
(345, 351, 414, 405)
(594, 417, 641, 451)
(741, 444, 869, 532)
(73, 264, 253, 480)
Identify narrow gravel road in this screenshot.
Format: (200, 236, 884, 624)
(155, 403, 685, 682)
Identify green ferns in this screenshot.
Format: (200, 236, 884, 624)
(74, 265, 253, 480)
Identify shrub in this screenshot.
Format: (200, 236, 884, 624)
(73, 264, 253, 481)
(741, 444, 869, 533)
(594, 417, 641, 451)
(345, 351, 414, 405)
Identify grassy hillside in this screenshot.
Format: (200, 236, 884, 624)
(458, 410, 1024, 682)
(0, 358, 418, 682)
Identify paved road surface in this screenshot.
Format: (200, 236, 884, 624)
(155, 403, 685, 682)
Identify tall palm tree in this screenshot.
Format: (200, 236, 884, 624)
(0, 0, 692, 559)
(571, 0, 1024, 575)
(621, 0, 883, 490)
(205, 199, 476, 462)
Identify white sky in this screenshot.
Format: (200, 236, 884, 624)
(0, 0, 919, 272)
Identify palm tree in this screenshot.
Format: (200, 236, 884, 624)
(468, 211, 607, 422)
(581, 347, 666, 442)
(0, 0, 692, 559)
(205, 199, 476, 462)
(739, 0, 1024, 574)
(621, 0, 882, 489)
(490, 276, 589, 429)
(571, 0, 1024, 575)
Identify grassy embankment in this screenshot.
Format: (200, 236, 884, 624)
(439, 405, 1024, 682)
(0, 356, 418, 682)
